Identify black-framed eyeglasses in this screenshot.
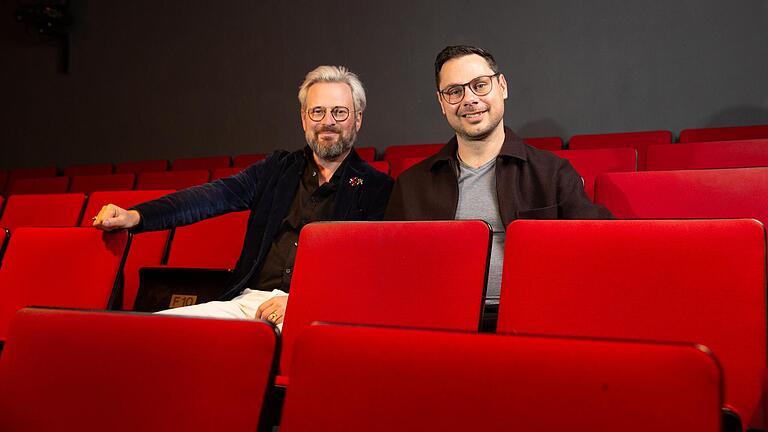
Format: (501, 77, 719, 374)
(439, 73, 501, 104)
(307, 106, 351, 122)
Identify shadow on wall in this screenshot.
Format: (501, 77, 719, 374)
(515, 117, 567, 138)
(705, 106, 768, 127)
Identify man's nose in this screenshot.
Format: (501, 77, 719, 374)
(321, 110, 337, 125)
(463, 87, 480, 105)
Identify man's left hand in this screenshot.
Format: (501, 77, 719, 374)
(256, 295, 288, 325)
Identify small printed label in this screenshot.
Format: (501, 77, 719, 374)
(169, 294, 198, 308)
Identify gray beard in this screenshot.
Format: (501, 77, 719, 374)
(307, 127, 357, 161)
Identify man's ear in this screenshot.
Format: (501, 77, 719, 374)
(499, 74, 508, 100)
(300, 109, 308, 131)
(355, 110, 363, 131)
(436, 91, 446, 115)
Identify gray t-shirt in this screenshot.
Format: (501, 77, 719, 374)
(455, 157, 505, 303)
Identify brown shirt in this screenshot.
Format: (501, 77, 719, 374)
(385, 127, 613, 224)
(251, 149, 343, 292)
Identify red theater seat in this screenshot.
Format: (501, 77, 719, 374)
(279, 221, 491, 382)
(171, 155, 231, 171)
(552, 148, 637, 201)
(383, 143, 443, 161)
(210, 167, 241, 180)
(498, 219, 766, 430)
(7, 166, 58, 183)
(524, 136, 564, 150)
(389, 156, 426, 179)
(233, 154, 267, 167)
(135, 170, 210, 190)
(355, 146, 376, 162)
(568, 130, 672, 169)
(62, 163, 114, 176)
(282, 324, 721, 432)
(166, 211, 249, 269)
(0, 193, 85, 231)
(646, 139, 768, 171)
(83, 190, 173, 310)
(368, 161, 390, 175)
(6, 176, 69, 195)
(0, 228, 130, 340)
(594, 168, 768, 225)
(0, 308, 277, 431)
(69, 173, 136, 193)
(679, 124, 768, 143)
(114, 159, 169, 174)
(0, 227, 8, 264)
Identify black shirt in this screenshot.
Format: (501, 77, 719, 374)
(250, 148, 344, 292)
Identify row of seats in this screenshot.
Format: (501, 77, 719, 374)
(0, 309, 723, 431)
(0, 218, 761, 430)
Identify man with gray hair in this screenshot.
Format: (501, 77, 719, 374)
(94, 65, 392, 325)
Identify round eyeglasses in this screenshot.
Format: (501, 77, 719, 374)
(307, 106, 351, 122)
(439, 73, 501, 104)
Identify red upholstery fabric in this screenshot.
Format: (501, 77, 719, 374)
(210, 167, 242, 180)
(7, 166, 58, 183)
(279, 221, 491, 378)
(83, 190, 173, 310)
(0, 308, 277, 431)
(135, 169, 210, 190)
(355, 146, 376, 162)
(281, 324, 722, 432)
(166, 211, 249, 269)
(114, 159, 169, 174)
(679, 124, 768, 143)
(233, 154, 267, 167)
(69, 173, 136, 193)
(552, 147, 637, 201)
(368, 161, 390, 175)
(594, 168, 768, 225)
(62, 163, 114, 176)
(0, 193, 85, 231)
(389, 156, 426, 179)
(568, 130, 672, 169)
(646, 139, 768, 171)
(383, 143, 443, 161)
(6, 176, 69, 195)
(171, 155, 231, 171)
(0, 228, 130, 339)
(523, 136, 563, 150)
(0, 227, 8, 265)
(498, 219, 766, 429)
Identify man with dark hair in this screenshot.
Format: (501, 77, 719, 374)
(386, 45, 612, 316)
(94, 65, 393, 328)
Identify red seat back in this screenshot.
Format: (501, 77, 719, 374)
(355, 146, 376, 161)
(383, 143, 443, 161)
(568, 130, 672, 169)
(233, 154, 267, 167)
(524, 136, 563, 150)
(552, 147, 637, 201)
(7, 167, 58, 183)
(595, 168, 768, 225)
(7, 176, 69, 195)
(0, 228, 130, 339)
(166, 211, 249, 269)
(680, 124, 768, 143)
(114, 159, 168, 174)
(135, 169, 210, 190)
(0, 193, 85, 231)
(282, 324, 722, 432)
(280, 221, 491, 377)
(83, 190, 173, 310)
(171, 155, 231, 171)
(69, 173, 136, 193)
(498, 219, 766, 429)
(0, 308, 277, 431)
(210, 167, 242, 180)
(389, 156, 426, 179)
(368, 161, 390, 175)
(62, 163, 114, 176)
(646, 139, 768, 171)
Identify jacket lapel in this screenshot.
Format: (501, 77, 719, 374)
(332, 150, 365, 220)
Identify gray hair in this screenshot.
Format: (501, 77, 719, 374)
(298, 65, 366, 113)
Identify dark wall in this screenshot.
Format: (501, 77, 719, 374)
(1, 0, 767, 169)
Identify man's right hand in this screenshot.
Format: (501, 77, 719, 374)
(92, 204, 141, 231)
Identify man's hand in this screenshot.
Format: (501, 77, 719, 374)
(256, 295, 288, 325)
(92, 204, 141, 231)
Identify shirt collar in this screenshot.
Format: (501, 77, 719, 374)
(429, 127, 528, 171)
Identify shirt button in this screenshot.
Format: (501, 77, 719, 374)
(285, 268, 292, 274)
(293, 242, 298, 247)
(312, 171, 317, 177)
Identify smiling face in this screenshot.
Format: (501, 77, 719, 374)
(436, 54, 508, 141)
(301, 82, 363, 161)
